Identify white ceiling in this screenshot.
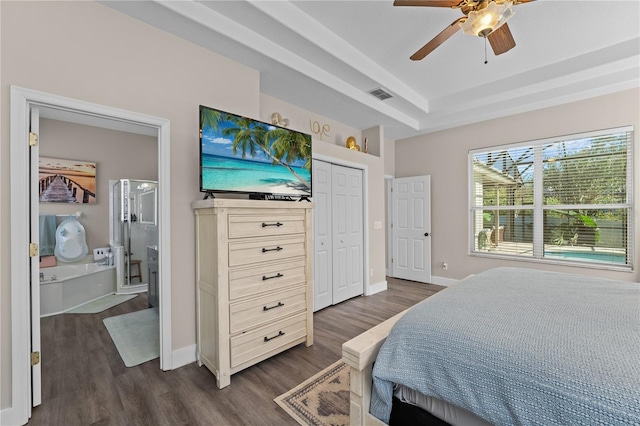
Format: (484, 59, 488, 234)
(102, 0, 640, 140)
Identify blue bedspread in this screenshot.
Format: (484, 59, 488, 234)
(370, 267, 640, 425)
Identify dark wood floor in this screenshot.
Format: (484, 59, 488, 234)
(30, 278, 444, 425)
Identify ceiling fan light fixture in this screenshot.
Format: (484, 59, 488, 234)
(460, 1, 515, 38)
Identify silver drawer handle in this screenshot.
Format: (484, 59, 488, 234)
(262, 273, 283, 281)
(262, 222, 283, 228)
(264, 331, 285, 342)
(263, 301, 284, 311)
(262, 246, 283, 253)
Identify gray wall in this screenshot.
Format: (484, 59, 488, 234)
(395, 88, 640, 283)
(1, 1, 379, 410)
(1, 0, 260, 408)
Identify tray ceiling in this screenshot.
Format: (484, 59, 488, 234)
(102, 0, 640, 139)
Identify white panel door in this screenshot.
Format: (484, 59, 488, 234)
(392, 176, 432, 283)
(312, 160, 332, 311)
(332, 164, 364, 303)
(29, 107, 42, 408)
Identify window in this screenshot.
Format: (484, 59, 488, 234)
(469, 126, 633, 269)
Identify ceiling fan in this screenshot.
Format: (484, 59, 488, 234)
(394, 0, 536, 61)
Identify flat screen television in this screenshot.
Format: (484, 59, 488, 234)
(199, 105, 312, 199)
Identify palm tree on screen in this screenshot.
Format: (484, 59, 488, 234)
(266, 127, 311, 187)
(200, 108, 227, 137)
(224, 117, 263, 160)
(222, 116, 311, 190)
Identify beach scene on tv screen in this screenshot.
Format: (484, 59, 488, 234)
(200, 108, 311, 196)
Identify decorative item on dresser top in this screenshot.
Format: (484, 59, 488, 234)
(193, 198, 314, 388)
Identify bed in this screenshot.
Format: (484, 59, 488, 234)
(342, 267, 640, 425)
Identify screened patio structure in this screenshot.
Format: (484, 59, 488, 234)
(472, 150, 529, 255)
(470, 129, 631, 268)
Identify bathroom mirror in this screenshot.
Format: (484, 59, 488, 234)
(138, 188, 157, 225)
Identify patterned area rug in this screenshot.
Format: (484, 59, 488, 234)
(275, 361, 350, 426)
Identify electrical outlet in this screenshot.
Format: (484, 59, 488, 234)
(442, 262, 448, 270)
(370, 268, 374, 277)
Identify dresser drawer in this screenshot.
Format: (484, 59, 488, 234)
(230, 313, 307, 368)
(229, 259, 306, 300)
(230, 286, 306, 334)
(228, 235, 305, 267)
(228, 213, 305, 239)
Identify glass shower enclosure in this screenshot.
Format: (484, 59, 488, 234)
(109, 179, 158, 294)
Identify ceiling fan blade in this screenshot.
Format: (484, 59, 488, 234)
(488, 23, 516, 55)
(393, 0, 462, 7)
(410, 17, 465, 61)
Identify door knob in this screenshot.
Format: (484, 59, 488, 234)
(424, 232, 430, 237)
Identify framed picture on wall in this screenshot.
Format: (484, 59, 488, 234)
(39, 157, 97, 204)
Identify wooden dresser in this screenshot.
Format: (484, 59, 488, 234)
(192, 199, 314, 388)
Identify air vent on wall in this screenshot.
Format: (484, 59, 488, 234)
(367, 87, 393, 101)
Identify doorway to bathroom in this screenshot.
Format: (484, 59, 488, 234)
(10, 86, 172, 424)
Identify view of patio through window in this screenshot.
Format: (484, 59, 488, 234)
(469, 127, 633, 269)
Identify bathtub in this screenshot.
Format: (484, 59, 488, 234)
(40, 263, 117, 317)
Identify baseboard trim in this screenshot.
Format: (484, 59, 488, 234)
(172, 344, 197, 369)
(1, 406, 15, 426)
(366, 280, 387, 296)
(431, 275, 458, 287)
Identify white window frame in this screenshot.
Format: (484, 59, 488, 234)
(468, 126, 634, 271)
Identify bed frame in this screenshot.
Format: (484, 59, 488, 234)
(342, 309, 409, 426)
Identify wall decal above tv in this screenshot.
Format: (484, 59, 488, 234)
(199, 105, 312, 200)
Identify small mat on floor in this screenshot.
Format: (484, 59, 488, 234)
(66, 294, 137, 314)
(274, 360, 350, 426)
(103, 308, 159, 367)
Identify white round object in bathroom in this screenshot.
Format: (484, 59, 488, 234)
(54, 218, 89, 263)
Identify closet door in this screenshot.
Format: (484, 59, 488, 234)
(332, 164, 364, 304)
(312, 160, 332, 311)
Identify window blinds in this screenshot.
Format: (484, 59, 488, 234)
(469, 127, 633, 269)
